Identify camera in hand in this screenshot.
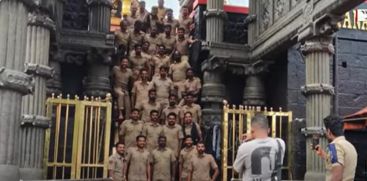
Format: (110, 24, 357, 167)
(312, 135, 320, 150)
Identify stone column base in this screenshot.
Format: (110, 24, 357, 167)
(0, 164, 20, 181)
(20, 168, 43, 180)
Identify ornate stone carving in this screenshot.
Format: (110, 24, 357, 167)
(301, 83, 335, 95)
(274, 0, 286, 21)
(24, 63, 54, 78)
(204, 9, 227, 19)
(300, 37, 334, 54)
(260, 0, 272, 33)
(0, 67, 34, 94)
(28, 11, 56, 30)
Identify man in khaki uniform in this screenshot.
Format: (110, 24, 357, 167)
(151, 66, 174, 108)
(143, 110, 163, 151)
(314, 115, 357, 181)
(170, 50, 190, 99)
(182, 112, 202, 145)
(113, 58, 133, 120)
(126, 135, 151, 181)
(144, 28, 161, 55)
(179, 136, 197, 181)
(126, 6, 139, 30)
(163, 112, 184, 157)
(129, 44, 150, 81)
(137, 1, 149, 23)
(151, 135, 176, 181)
(119, 109, 144, 149)
(115, 21, 130, 59)
(160, 25, 176, 54)
(181, 92, 202, 125)
(175, 27, 195, 56)
(188, 142, 219, 181)
(129, 21, 145, 51)
(152, 45, 170, 77)
(145, 6, 164, 33)
(136, 89, 162, 122)
(108, 142, 127, 181)
(157, 0, 166, 21)
(161, 94, 182, 125)
(184, 68, 201, 102)
(164, 9, 179, 35)
(131, 69, 151, 108)
(179, 6, 193, 34)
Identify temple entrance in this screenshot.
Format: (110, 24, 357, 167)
(44, 94, 112, 179)
(222, 104, 293, 181)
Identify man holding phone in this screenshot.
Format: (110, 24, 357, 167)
(312, 115, 357, 181)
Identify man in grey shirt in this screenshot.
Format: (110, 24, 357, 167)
(233, 114, 285, 181)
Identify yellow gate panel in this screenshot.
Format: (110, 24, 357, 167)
(45, 94, 112, 180)
(222, 104, 293, 181)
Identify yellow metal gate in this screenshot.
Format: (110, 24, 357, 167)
(222, 104, 293, 181)
(44, 94, 112, 179)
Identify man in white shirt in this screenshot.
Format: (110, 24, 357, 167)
(233, 114, 285, 181)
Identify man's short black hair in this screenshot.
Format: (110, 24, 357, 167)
(158, 135, 167, 141)
(136, 134, 146, 141)
(134, 44, 142, 49)
(178, 27, 185, 32)
(150, 109, 159, 116)
(159, 65, 169, 72)
(131, 108, 140, 113)
(251, 113, 269, 130)
(323, 115, 344, 136)
(167, 112, 177, 118)
(183, 135, 192, 141)
(148, 89, 156, 94)
(184, 111, 192, 117)
(115, 142, 124, 148)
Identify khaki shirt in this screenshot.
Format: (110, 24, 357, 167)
(189, 153, 218, 181)
(115, 30, 130, 47)
(138, 9, 149, 22)
(129, 54, 149, 72)
(325, 136, 357, 181)
(108, 153, 126, 181)
(129, 31, 145, 50)
(182, 122, 201, 138)
(132, 80, 152, 107)
(157, 7, 166, 20)
(126, 15, 139, 30)
(179, 17, 193, 34)
(144, 34, 161, 55)
(179, 146, 197, 179)
(127, 147, 151, 181)
(136, 100, 162, 122)
(119, 120, 144, 149)
(143, 122, 164, 151)
(164, 19, 180, 35)
(160, 34, 176, 51)
(161, 106, 182, 125)
(152, 55, 170, 76)
(113, 66, 132, 89)
(175, 37, 190, 56)
(181, 104, 202, 125)
(169, 60, 191, 82)
(151, 147, 176, 181)
(151, 77, 174, 104)
(163, 124, 184, 157)
(184, 77, 201, 94)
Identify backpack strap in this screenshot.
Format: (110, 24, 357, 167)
(271, 139, 283, 181)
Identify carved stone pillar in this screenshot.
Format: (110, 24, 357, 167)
(0, 0, 34, 180)
(201, 57, 225, 156)
(301, 36, 335, 180)
(88, 0, 112, 33)
(205, 0, 226, 42)
(243, 62, 268, 106)
(84, 49, 112, 97)
(19, 9, 55, 180)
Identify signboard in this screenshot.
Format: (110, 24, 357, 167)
(339, 3, 367, 30)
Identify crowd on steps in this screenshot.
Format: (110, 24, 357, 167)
(108, 0, 219, 181)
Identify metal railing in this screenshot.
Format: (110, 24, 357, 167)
(44, 94, 112, 179)
(222, 104, 293, 181)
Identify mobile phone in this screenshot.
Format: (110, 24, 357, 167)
(312, 135, 319, 150)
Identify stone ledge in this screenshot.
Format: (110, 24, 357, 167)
(21, 114, 50, 128)
(24, 63, 54, 78)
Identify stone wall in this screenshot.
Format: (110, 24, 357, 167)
(62, 0, 89, 30)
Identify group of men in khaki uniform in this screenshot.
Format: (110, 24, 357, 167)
(109, 1, 219, 181)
